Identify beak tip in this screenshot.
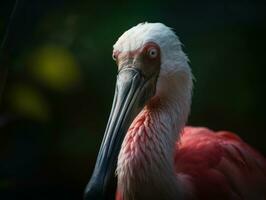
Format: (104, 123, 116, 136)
(84, 184, 103, 200)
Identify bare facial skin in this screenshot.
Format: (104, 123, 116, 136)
(113, 42, 161, 79)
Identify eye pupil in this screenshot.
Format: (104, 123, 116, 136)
(148, 48, 157, 58)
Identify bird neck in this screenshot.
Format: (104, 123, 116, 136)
(116, 71, 192, 199)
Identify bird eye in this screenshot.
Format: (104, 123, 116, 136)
(112, 53, 117, 61)
(148, 48, 158, 58)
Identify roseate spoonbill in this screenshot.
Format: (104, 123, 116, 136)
(84, 23, 266, 200)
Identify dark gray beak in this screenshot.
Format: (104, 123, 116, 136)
(84, 67, 158, 200)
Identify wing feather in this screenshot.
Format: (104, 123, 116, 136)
(175, 126, 266, 200)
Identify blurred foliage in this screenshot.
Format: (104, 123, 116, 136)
(8, 84, 50, 121)
(29, 45, 81, 91)
(0, 0, 266, 199)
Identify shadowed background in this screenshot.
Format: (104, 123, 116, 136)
(0, 0, 265, 199)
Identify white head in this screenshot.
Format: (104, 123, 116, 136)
(113, 22, 193, 126)
(113, 22, 190, 74)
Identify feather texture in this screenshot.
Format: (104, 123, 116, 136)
(116, 125, 266, 200)
(175, 127, 266, 200)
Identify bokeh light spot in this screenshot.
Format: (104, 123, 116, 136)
(29, 45, 81, 91)
(8, 84, 50, 121)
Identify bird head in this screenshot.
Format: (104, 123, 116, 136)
(84, 22, 193, 200)
(113, 22, 192, 100)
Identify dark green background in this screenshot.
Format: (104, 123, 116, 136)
(0, 0, 265, 199)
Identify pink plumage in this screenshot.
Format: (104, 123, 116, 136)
(116, 126, 266, 200)
(175, 127, 266, 199)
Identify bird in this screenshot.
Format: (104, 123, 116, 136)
(84, 22, 266, 200)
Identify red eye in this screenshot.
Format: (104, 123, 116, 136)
(147, 47, 158, 58)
